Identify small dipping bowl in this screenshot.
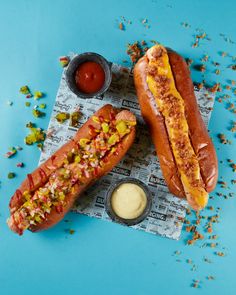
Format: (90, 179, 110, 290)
(65, 52, 112, 98)
(105, 178, 152, 226)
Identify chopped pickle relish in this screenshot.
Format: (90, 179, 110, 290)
(8, 115, 135, 233)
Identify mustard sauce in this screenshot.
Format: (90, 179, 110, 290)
(111, 183, 147, 219)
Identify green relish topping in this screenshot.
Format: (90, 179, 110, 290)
(102, 122, 109, 133)
(20, 85, 30, 95)
(55, 112, 70, 123)
(8, 172, 15, 179)
(39, 103, 46, 109)
(70, 111, 80, 127)
(9, 114, 136, 233)
(32, 109, 45, 118)
(25, 125, 45, 145)
(34, 91, 43, 100)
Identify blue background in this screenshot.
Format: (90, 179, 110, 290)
(0, 0, 235, 294)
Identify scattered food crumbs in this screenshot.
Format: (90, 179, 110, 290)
(119, 22, 124, 30)
(181, 22, 191, 28)
(215, 252, 225, 257)
(4, 147, 17, 158)
(185, 225, 195, 232)
(227, 103, 235, 111)
(203, 257, 212, 263)
(210, 235, 218, 240)
(16, 162, 24, 168)
(229, 163, 236, 172)
(16, 146, 23, 151)
(207, 226, 213, 233)
(126, 41, 146, 64)
(39, 103, 46, 109)
(141, 18, 150, 29)
(209, 243, 217, 248)
(59, 56, 70, 67)
(193, 64, 206, 72)
(192, 279, 201, 288)
(34, 91, 43, 100)
(196, 81, 204, 89)
(192, 29, 209, 48)
(174, 250, 181, 255)
(218, 133, 232, 144)
(213, 61, 220, 67)
(32, 109, 45, 118)
(8, 172, 15, 179)
(26, 121, 35, 128)
(201, 55, 209, 62)
(6, 100, 13, 106)
(64, 228, 75, 235)
(25, 101, 31, 107)
(191, 264, 197, 272)
(185, 58, 193, 66)
(218, 181, 227, 188)
(20, 85, 30, 95)
(70, 111, 80, 127)
(230, 122, 236, 133)
(215, 69, 220, 75)
(186, 208, 191, 215)
(206, 276, 215, 281)
(209, 83, 221, 93)
(25, 123, 45, 145)
(229, 64, 236, 71)
(37, 143, 44, 151)
(55, 112, 70, 123)
(220, 51, 228, 57)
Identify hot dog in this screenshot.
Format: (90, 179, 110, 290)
(8, 104, 136, 235)
(134, 44, 218, 211)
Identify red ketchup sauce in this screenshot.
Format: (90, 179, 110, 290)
(75, 61, 105, 94)
(27, 174, 34, 190)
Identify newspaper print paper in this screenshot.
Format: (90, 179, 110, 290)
(39, 58, 215, 240)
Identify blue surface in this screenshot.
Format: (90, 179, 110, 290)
(0, 0, 235, 294)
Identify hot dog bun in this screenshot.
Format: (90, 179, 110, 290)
(134, 44, 218, 210)
(8, 104, 136, 234)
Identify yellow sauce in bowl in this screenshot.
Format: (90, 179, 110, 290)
(111, 183, 147, 219)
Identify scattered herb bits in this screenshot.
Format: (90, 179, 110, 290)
(8, 172, 15, 179)
(32, 109, 45, 118)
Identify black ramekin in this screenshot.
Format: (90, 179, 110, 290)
(65, 52, 112, 98)
(105, 178, 152, 226)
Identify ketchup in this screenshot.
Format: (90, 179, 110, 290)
(27, 174, 34, 190)
(75, 61, 105, 94)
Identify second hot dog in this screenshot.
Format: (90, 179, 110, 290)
(134, 44, 218, 210)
